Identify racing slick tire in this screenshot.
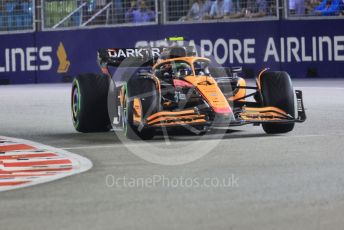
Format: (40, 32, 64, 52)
(122, 78, 158, 140)
(71, 73, 111, 132)
(259, 71, 295, 134)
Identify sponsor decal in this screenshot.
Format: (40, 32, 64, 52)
(107, 48, 161, 59)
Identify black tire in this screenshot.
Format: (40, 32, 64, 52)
(122, 78, 158, 140)
(71, 73, 111, 132)
(260, 71, 295, 134)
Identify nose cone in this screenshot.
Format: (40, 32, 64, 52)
(192, 76, 232, 116)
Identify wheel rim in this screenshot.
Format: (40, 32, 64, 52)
(72, 87, 78, 117)
(122, 90, 128, 135)
(72, 82, 80, 122)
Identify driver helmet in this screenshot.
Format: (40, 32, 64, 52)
(175, 62, 192, 78)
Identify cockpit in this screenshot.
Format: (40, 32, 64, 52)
(154, 59, 210, 80)
(153, 58, 212, 108)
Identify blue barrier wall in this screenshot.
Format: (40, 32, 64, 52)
(1, 19, 344, 84)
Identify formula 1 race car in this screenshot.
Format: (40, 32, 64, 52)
(71, 38, 306, 140)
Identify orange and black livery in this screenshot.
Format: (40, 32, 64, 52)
(71, 37, 306, 139)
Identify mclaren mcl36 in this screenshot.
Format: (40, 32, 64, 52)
(71, 41, 306, 140)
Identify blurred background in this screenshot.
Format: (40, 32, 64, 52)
(0, 0, 343, 31)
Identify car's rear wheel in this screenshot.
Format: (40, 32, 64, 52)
(259, 71, 295, 134)
(72, 73, 111, 132)
(122, 78, 158, 140)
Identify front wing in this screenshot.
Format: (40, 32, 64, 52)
(140, 90, 306, 128)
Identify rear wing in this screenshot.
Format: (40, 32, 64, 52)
(97, 46, 195, 67)
(97, 48, 163, 67)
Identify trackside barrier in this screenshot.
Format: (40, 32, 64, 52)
(0, 19, 344, 84)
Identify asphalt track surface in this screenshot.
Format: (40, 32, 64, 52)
(0, 79, 343, 230)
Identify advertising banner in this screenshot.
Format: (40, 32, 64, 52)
(0, 19, 343, 84)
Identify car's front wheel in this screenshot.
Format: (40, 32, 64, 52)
(71, 73, 111, 132)
(122, 78, 158, 140)
(259, 71, 295, 134)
